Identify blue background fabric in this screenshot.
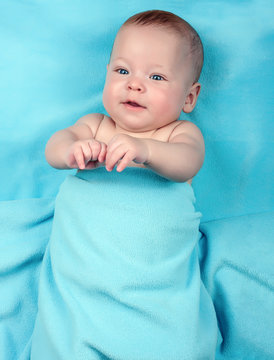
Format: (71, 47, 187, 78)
(199, 211, 274, 359)
(0, 1, 273, 359)
(0, 199, 54, 359)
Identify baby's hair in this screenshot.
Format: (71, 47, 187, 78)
(122, 10, 204, 83)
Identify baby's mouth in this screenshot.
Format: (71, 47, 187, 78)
(123, 101, 146, 109)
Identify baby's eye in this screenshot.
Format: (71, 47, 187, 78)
(117, 68, 129, 75)
(150, 74, 164, 81)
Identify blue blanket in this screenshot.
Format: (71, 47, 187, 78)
(31, 168, 219, 360)
(199, 211, 274, 359)
(1, 192, 273, 359)
(0, 198, 54, 360)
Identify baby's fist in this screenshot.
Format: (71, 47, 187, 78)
(65, 139, 107, 169)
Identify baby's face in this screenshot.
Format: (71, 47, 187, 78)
(103, 25, 194, 133)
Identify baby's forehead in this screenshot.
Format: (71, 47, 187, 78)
(114, 24, 191, 58)
(118, 24, 188, 43)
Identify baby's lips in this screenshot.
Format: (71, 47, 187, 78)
(123, 100, 146, 108)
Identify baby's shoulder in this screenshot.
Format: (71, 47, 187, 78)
(76, 113, 111, 138)
(154, 120, 203, 142)
(76, 112, 103, 128)
(152, 120, 179, 141)
(170, 120, 203, 138)
(168, 120, 204, 152)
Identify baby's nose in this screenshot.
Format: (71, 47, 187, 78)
(127, 77, 144, 92)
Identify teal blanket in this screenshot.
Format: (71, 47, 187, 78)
(31, 168, 218, 359)
(199, 211, 274, 359)
(0, 198, 54, 360)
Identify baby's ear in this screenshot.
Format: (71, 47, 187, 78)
(182, 83, 201, 113)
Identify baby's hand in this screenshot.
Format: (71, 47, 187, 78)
(106, 134, 149, 172)
(65, 139, 107, 170)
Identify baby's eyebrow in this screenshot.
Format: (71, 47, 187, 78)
(113, 57, 164, 68)
(112, 56, 128, 63)
(151, 64, 164, 68)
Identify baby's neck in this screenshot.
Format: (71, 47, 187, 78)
(114, 123, 157, 139)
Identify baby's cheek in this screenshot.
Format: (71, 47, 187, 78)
(102, 84, 115, 112)
(153, 91, 178, 118)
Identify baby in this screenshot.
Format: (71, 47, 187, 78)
(32, 11, 219, 359)
(45, 9, 204, 184)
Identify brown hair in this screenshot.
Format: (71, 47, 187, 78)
(122, 10, 204, 83)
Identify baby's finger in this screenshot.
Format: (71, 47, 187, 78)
(98, 142, 107, 163)
(88, 140, 101, 161)
(80, 141, 93, 164)
(74, 147, 86, 169)
(116, 151, 134, 172)
(106, 144, 126, 171)
(66, 152, 78, 168)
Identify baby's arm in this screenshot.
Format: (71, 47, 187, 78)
(106, 121, 204, 182)
(144, 121, 205, 182)
(45, 113, 106, 169)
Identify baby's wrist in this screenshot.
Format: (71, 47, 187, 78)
(141, 138, 151, 166)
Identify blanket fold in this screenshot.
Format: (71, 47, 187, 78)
(31, 168, 218, 360)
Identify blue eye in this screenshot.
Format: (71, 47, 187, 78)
(150, 74, 164, 81)
(117, 68, 129, 75)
